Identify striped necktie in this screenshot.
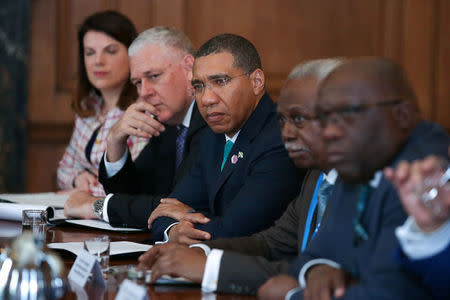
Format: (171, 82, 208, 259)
(316, 179, 333, 224)
(175, 125, 188, 169)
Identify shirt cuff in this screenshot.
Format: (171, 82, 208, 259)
(285, 287, 303, 300)
(299, 259, 341, 289)
(104, 148, 129, 178)
(201, 249, 223, 293)
(395, 216, 450, 260)
(190, 243, 212, 256)
(102, 193, 114, 223)
(154, 222, 179, 244)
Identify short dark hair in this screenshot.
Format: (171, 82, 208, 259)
(195, 33, 262, 73)
(74, 10, 138, 117)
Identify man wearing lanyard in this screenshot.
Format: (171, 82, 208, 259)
(274, 58, 448, 300)
(137, 58, 343, 295)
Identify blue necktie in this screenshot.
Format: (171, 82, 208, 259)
(316, 179, 333, 224)
(175, 126, 188, 169)
(221, 140, 234, 171)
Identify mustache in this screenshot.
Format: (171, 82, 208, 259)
(284, 142, 310, 152)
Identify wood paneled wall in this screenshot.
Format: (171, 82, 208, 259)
(27, 0, 450, 192)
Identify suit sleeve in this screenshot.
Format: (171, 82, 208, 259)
(98, 150, 142, 194)
(396, 245, 450, 300)
(106, 193, 164, 228)
(216, 251, 292, 295)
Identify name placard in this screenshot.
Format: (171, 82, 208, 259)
(115, 279, 148, 300)
(68, 250, 104, 287)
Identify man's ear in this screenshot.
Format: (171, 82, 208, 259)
(250, 68, 265, 95)
(392, 100, 416, 130)
(182, 54, 194, 81)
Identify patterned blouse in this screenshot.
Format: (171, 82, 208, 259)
(57, 93, 147, 196)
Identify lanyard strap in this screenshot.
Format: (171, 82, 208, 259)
(301, 173, 323, 252)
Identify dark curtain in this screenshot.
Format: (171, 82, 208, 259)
(0, 0, 30, 192)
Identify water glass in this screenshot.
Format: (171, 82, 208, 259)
(83, 236, 110, 276)
(22, 209, 47, 242)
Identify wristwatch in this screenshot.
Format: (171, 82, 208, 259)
(93, 198, 105, 220)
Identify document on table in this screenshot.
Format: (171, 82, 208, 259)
(0, 192, 68, 222)
(0, 203, 64, 222)
(65, 219, 144, 232)
(0, 193, 142, 232)
(47, 241, 152, 256)
(0, 192, 68, 207)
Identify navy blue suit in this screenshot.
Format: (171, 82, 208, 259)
(288, 121, 449, 300)
(152, 93, 301, 240)
(397, 240, 450, 300)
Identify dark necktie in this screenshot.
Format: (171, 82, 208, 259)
(316, 179, 333, 224)
(175, 125, 188, 169)
(353, 184, 372, 246)
(221, 140, 234, 171)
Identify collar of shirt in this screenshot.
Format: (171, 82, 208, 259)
(324, 169, 338, 185)
(178, 100, 195, 129)
(225, 130, 241, 143)
(369, 170, 383, 188)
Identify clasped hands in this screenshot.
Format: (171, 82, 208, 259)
(148, 198, 211, 244)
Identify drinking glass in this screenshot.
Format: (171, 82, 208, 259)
(22, 209, 47, 242)
(83, 236, 110, 276)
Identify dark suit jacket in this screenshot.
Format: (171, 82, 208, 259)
(152, 93, 302, 240)
(289, 121, 449, 300)
(200, 170, 321, 295)
(98, 103, 208, 228)
(397, 241, 450, 300)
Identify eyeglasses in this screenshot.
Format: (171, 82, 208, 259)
(277, 113, 317, 129)
(316, 98, 403, 128)
(192, 73, 249, 98)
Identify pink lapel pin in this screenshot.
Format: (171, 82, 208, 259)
(231, 152, 244, 164)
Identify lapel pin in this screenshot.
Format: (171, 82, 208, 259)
(231, 154, 238, 164)
(238, 151, 244, 159)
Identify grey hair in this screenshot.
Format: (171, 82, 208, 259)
(128, 26, 195, 57)
(287, 58, 345, 83)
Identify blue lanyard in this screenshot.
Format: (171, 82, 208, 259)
(301, 173, 323, 252)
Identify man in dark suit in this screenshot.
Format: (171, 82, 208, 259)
(136, 58, 342, 293)
(264, 58, 449, 300)
(63, 27, 208, 227)
(146, 34, 300, 243)
(385, 152, 450, 300)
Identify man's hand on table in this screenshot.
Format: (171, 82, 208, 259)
(168, 218, 211, 245)
(64, 190, 100, 219)
(257, 274, 299, 300)
(304, 264, 357, 300)
(147, 198, 210, 228)
(138, 243, 206, 283)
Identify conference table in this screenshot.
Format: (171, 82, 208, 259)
(0, 220, 256, 299)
